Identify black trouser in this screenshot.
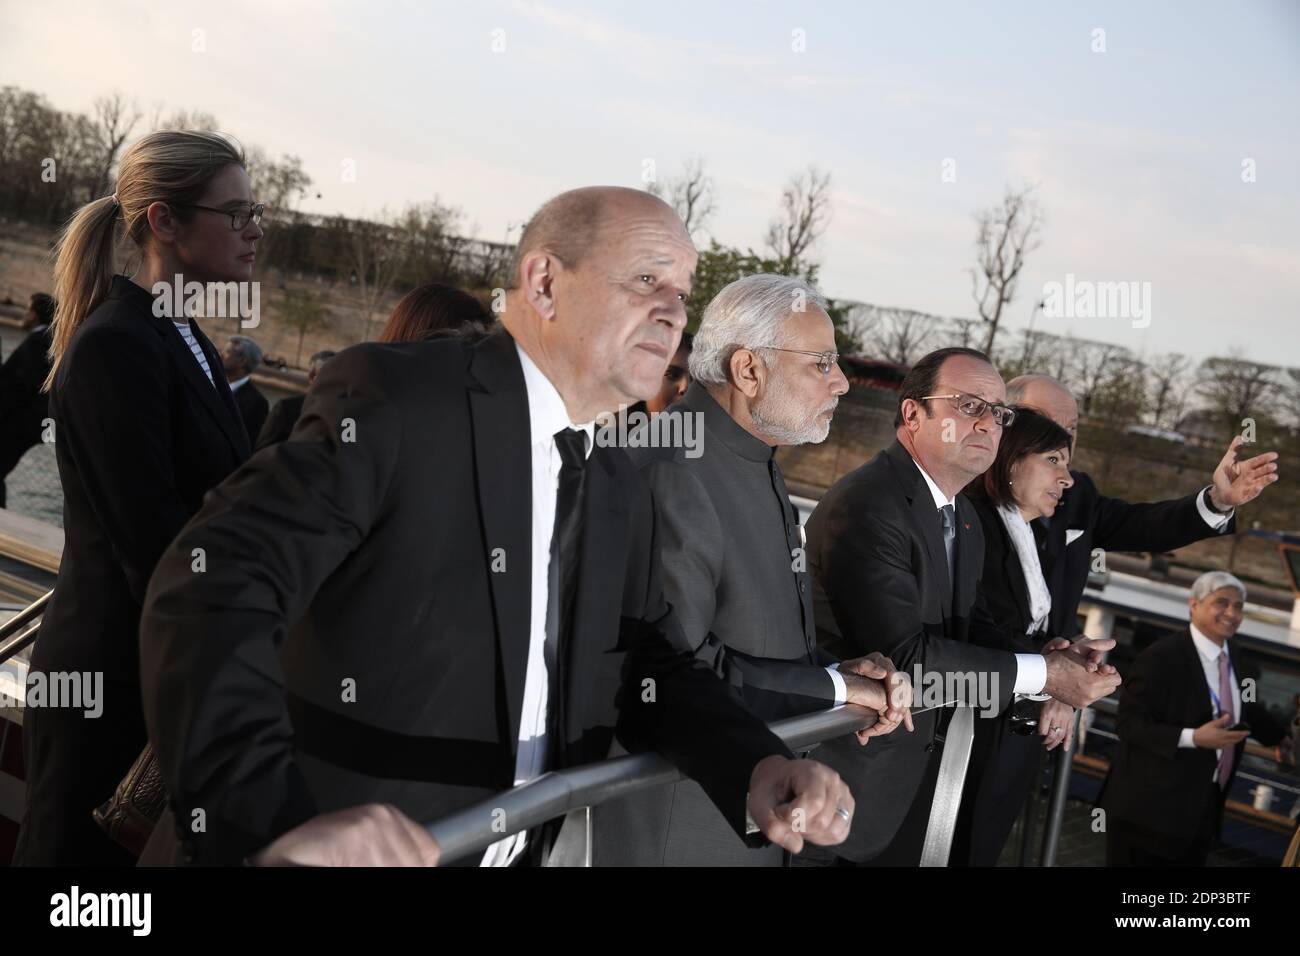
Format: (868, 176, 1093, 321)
(1105, 787, 1219, 867)
(13, 682, 145, 866)
(951, 710, 1044, 866)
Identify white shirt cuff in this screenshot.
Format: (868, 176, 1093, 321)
(1013, 654, 1048, 696)
(1196, 485, 1233, 529)
(1179, 727, 1197, 748)
(825, 665, 847, 705)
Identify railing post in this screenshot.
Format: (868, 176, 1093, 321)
(1017, 747, 1045, 866)
(1038, 708, 1081, 867)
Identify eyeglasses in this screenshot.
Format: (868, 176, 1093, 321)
(174, 201, 265, 231)
(754, 347, 840, 375)
(919, 391, 1017, 426)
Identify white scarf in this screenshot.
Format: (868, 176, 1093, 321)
(996, 504, 1052, 636)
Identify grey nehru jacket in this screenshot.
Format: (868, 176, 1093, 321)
(631, 382, 822, 665)
(591, 381, 838, 866)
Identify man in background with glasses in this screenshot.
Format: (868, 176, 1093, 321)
(801, 347, 1121, 866)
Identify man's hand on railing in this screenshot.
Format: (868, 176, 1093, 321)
(248, 803, 443, 867)
(747, 754, 854, 854)
(1042, 637, 1121, 709)
(839, 652, 914, 744)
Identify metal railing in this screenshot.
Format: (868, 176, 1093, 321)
(0, 589, 49, 665)
(423, 703, 883, 866)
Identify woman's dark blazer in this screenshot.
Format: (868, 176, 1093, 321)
(14, 275, 249, 865)
(952, 489, 1053, 866)
(965, 490, 1044, 655)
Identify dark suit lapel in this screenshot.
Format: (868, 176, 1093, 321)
(145, 313, 250, 459)
(1181, 630, 1216, 726)
(192, 319, 252, 458)
(996, 513, 1033, 630)
(884, 443, 952, 621)
(467, 331, 533, 753)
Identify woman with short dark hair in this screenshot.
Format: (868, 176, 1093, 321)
(377, 282, 490, 343)
(952, 406, 1076, 867)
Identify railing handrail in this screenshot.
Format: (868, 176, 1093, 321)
(423, 703, 880, 865)
(0, 589, 50, 666)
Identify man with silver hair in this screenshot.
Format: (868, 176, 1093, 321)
(1101, 569, 1288, 865)
(594, 273, 913, 866)
(222, 334, 269, 443)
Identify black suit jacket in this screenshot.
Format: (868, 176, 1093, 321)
(254, 394, 305, 450)
(14, 276, 248, 865)
(1101, 629, 1286, 850)
(232, 379, 269, 446)
(138, 330, 791, 865)
(805, 440, 1018, 861)
(1038, 472, 1232, 637)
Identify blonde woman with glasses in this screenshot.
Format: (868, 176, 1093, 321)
(15, 130, 262, 865)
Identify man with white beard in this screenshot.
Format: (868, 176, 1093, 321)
(593, 273, 913, 866)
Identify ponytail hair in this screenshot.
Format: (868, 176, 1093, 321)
(45, 130, 246, 392)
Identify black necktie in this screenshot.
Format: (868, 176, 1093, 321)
(545, 427, 589, 768)
(939, 503, 956, 580)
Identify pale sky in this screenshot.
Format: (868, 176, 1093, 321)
(3, 0, 1298, 366)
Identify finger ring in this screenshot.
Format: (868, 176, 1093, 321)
(1050, 725, 1062, 733)
(834, 806, 852, 823)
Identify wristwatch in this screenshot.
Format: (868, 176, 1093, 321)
(1202, 486, 1232, 516)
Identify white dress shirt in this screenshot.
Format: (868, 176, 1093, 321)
(480, 342, 595, 867)
(1178, 624, 1242, 782)
(228, 375, 251, 392)
(908, 455, 1048, 696)
(1194, 486, 1234, 531)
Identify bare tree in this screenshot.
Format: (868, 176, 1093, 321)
(836, 302, 879, 355)
(277, 289, 332, 367)
(1091, 356, 1148, 423)
(463, 223, 520, 292)
(335, 210, 412, 342)
(152, 108, 219, 132)
(1002, 327, 1063, 381)
(944, 317, 983, 349)
(766, 166, 832, 274)
(1197, 352, 1281, 432)
(647, 156, 716, 239)
(970, 184, 1043, 354)
(1070, 339, 1133, 416)
(1146, 352, 1191, 430)
(91, 92, 141, 198)
(873, 307, 938, 366)
(1282, 368, 1300, 432)
(398, 199, 467, 282)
